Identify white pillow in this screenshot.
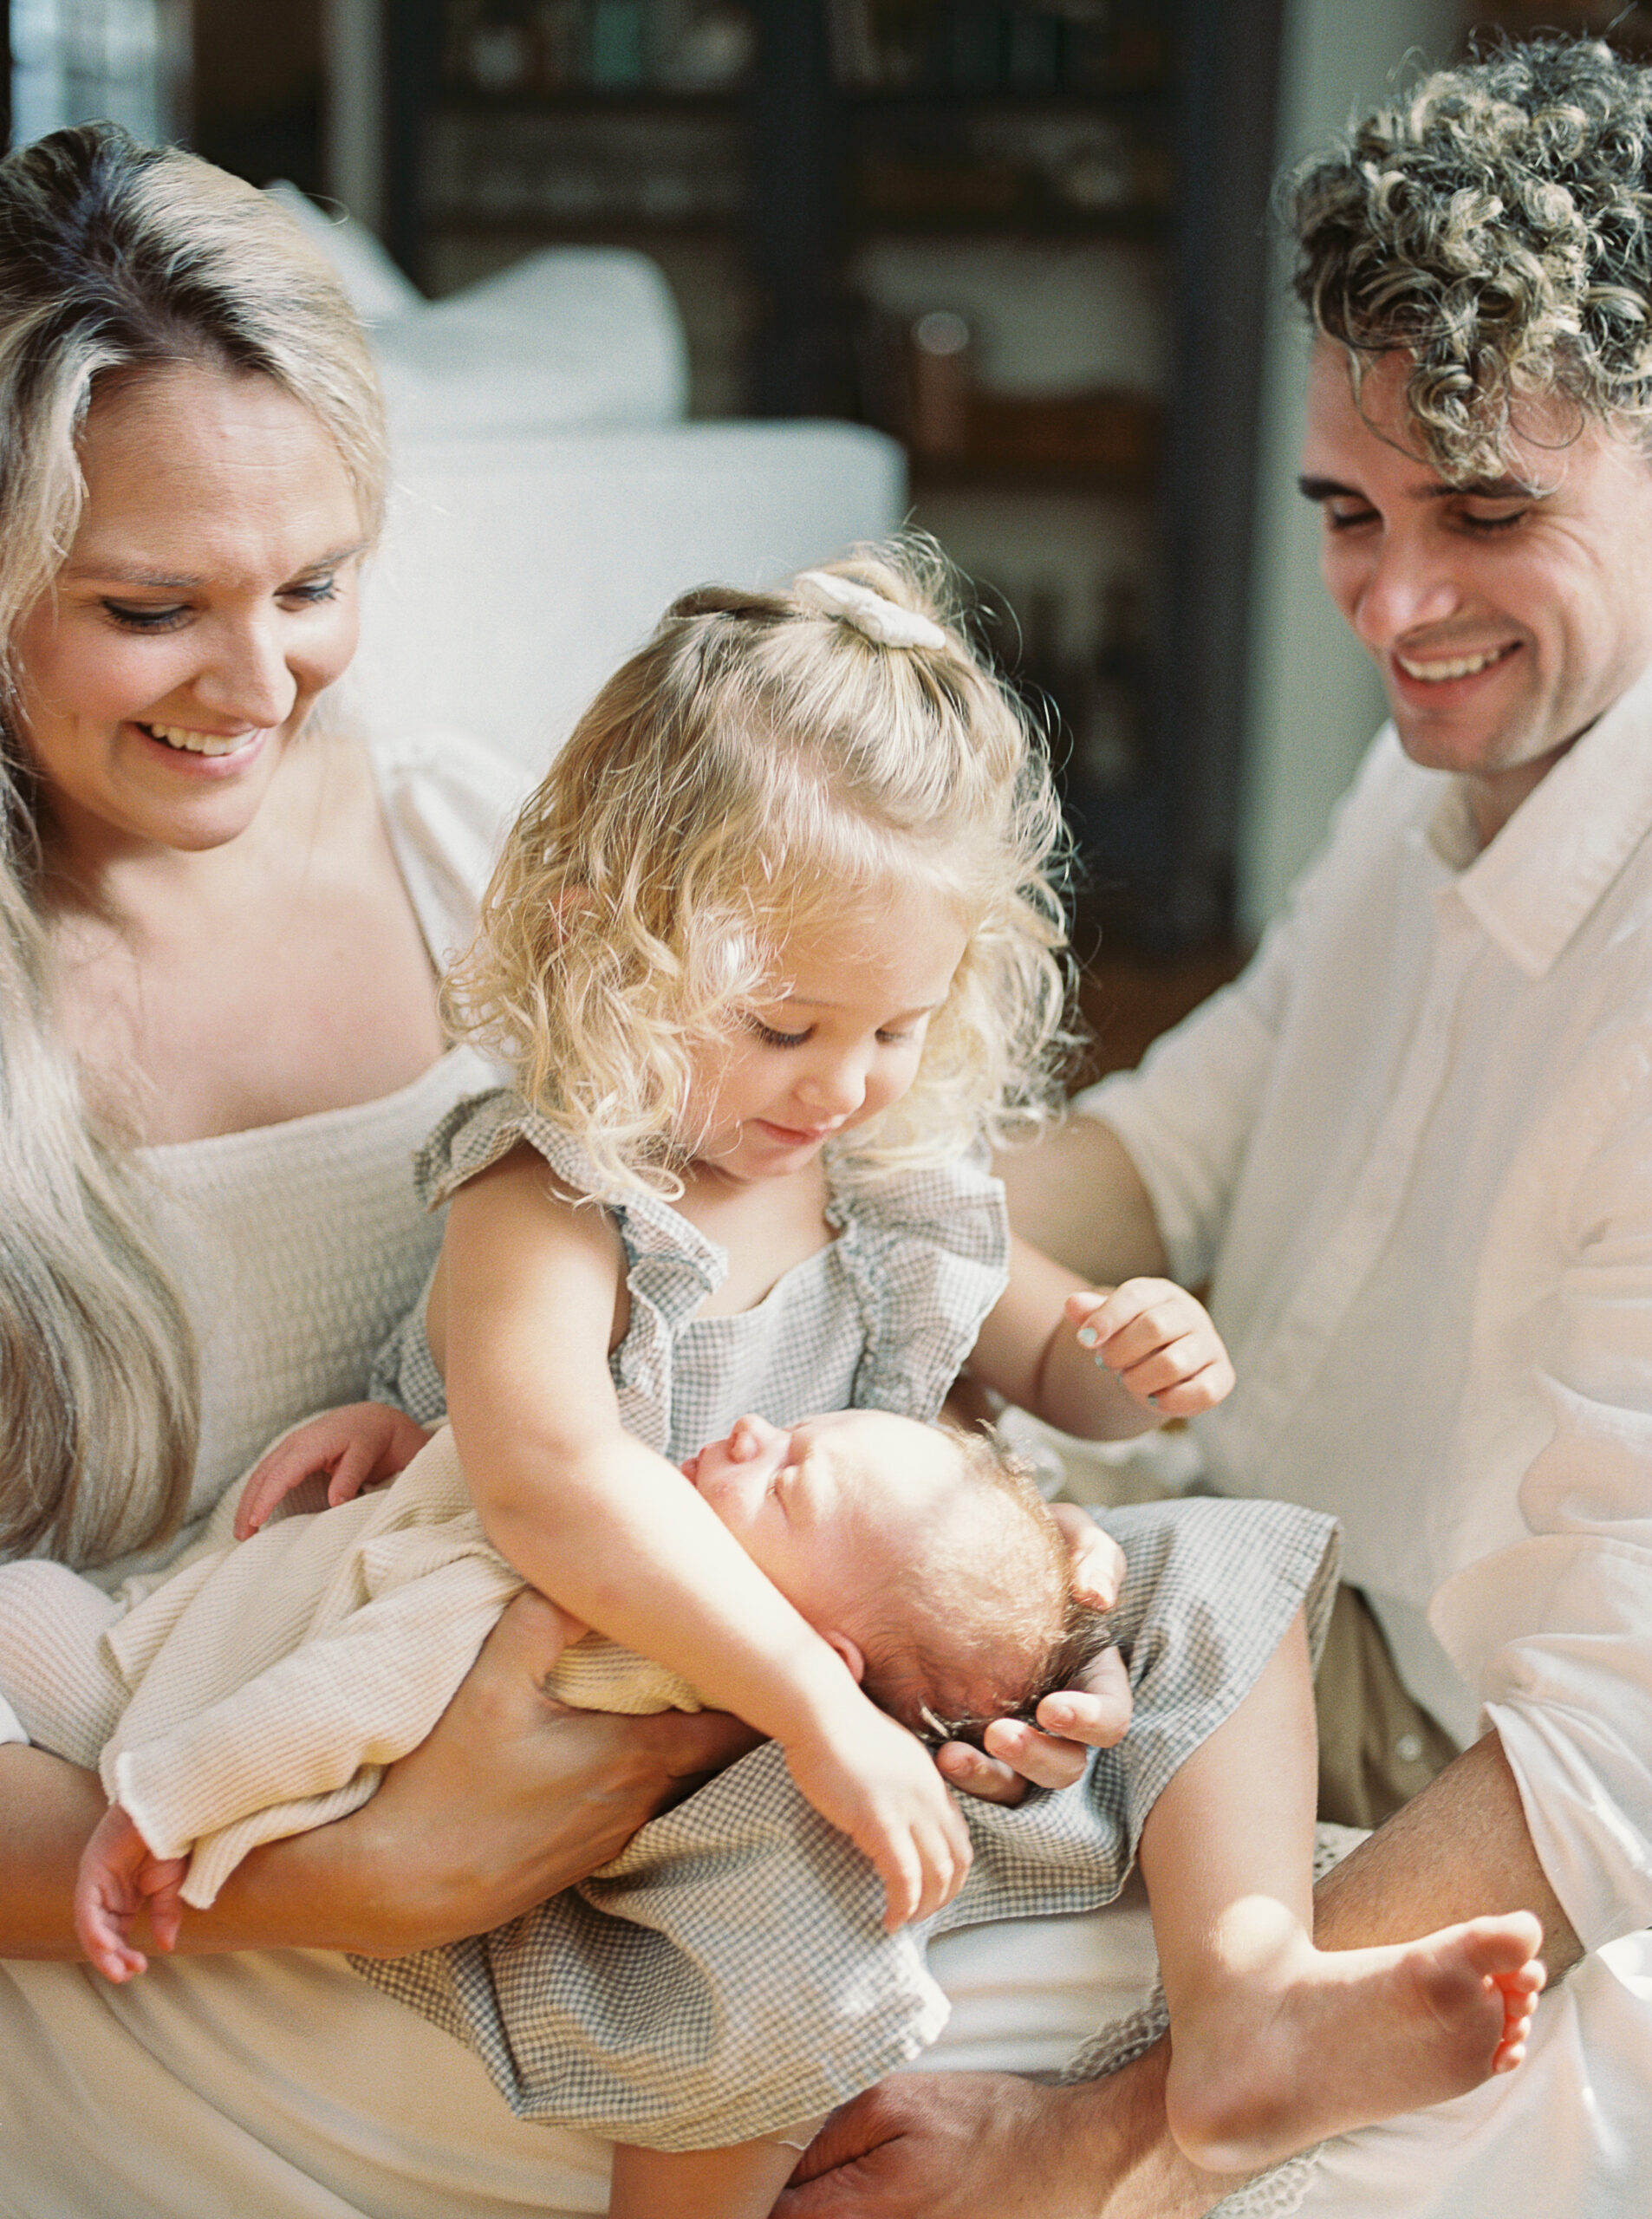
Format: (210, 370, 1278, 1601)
(373, 248, 690, 434)
(263, 179, 424, 328)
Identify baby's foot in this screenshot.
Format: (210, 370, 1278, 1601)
(1165, 1911, 1545, 2173)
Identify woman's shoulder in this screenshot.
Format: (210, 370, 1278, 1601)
(369, 728, 536, 966)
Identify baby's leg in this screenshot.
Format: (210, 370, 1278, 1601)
(74, 1801, 190, 1983)
(608, 2137, 798, 2219)
(1141, 1607, 1545, 2175)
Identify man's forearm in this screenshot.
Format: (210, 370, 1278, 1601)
(1313, 1727, 1582, 1974)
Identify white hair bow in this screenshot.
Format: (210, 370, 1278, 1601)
(794, 569, 947, 650)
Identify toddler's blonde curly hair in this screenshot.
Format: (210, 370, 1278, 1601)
(1292, 37, 1652, 480)
(446, 538, 1071, 1194)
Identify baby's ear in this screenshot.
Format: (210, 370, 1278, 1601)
(823, 1630, 867, 1685)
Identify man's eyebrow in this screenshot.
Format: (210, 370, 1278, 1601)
(1297, 473, 1535, 504)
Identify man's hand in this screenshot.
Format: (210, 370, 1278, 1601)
(235, 1402, 433, 1538)
(777, 2059, 1233, 2219)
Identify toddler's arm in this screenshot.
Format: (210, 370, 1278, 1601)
(235, 1402, 433, 1537)
(971, 1234, 1234, 1441)
(74, 1801, 187, 1982)
(433, 1145, 971, 1929)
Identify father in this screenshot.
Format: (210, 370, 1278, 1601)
(782, 36, 1652, 2219)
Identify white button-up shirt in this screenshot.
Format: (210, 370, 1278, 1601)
(1083, 667, 1652, 1962)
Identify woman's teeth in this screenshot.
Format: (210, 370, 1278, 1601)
(141, 722, 249, 756)
(1395, 643, 1515, 682)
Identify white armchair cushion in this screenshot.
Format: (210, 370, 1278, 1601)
(352, 420, 906, 775)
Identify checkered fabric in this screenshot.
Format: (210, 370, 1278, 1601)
(369, 1088, 1013, 1448)
(359, 1494, 1339, 2151)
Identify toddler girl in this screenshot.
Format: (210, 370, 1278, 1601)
(48, 546, 1542, 2216)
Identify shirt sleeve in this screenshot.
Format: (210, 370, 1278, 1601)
(1432, 1030, 1652, 1951)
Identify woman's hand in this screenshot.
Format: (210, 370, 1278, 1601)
(185, 1591, 759, 1957)
(937, 1503, 1132, 1807)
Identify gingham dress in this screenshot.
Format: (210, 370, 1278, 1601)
(361, 1089, 1340, 2151)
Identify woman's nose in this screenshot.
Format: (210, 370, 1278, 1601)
(189, 615, 297, 731)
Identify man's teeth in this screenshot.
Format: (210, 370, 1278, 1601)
(142, 723, 247, 756)
(1396, 645, 1513, 682)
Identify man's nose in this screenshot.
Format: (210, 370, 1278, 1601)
(1352, 532, 1461, 650)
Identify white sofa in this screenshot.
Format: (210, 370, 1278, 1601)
(270, 186, 906, 777)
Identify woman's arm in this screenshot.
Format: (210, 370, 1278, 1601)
(1, 1591, 757, 1961)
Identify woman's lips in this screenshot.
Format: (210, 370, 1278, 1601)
(132, 719, 266, 767)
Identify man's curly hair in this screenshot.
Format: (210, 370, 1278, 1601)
(1291, 37, 1652, 479)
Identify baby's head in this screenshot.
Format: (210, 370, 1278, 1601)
(447, 538, 1070, 1194)
(683, 1409, 1111, 1743)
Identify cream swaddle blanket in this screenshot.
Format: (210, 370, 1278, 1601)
(3, 1426, 697, 1907)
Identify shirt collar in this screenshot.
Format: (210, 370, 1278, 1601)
(1432, 656, 1652, 979)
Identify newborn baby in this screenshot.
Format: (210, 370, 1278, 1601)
(72, 1407, 1110, 1966)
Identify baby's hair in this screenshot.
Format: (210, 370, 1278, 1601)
(446, 536, 1072, 1194)
(856, 1427, 1115, 1747)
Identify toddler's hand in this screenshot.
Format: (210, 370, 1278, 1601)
(1066, 1280, 1235, 1417)
(785, 1704, 972, 1930)
(235, 1402, 433, 1539)
(75, 1802, 189, 1982)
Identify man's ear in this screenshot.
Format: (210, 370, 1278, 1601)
(823, 1630, 866, 1684)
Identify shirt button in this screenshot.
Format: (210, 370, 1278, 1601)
(1395, 1732, 1424, 1764)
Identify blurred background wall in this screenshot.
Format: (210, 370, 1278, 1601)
(3, 0, 1628, 985)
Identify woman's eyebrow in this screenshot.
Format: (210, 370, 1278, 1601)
(63, 542, 369, 588)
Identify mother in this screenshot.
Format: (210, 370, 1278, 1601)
(0, 126, 1120, 2216)
(0, 121, 769, 2215)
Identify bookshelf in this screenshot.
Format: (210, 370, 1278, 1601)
(381, 0, 1285, 947)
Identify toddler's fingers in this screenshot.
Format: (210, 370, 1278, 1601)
(875, 1838, 922, 1932)
(1122, 1350, 1234, 1412)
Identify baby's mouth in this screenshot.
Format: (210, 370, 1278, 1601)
(138, 721, 252, 757)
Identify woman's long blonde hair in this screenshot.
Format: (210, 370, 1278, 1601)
(448, 539, 1072, 1195)
(0, 123, 386, 1567)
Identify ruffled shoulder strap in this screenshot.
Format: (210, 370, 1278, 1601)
(828, 1147, 1011, 1423)
(414, 1090, 727, 1454)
